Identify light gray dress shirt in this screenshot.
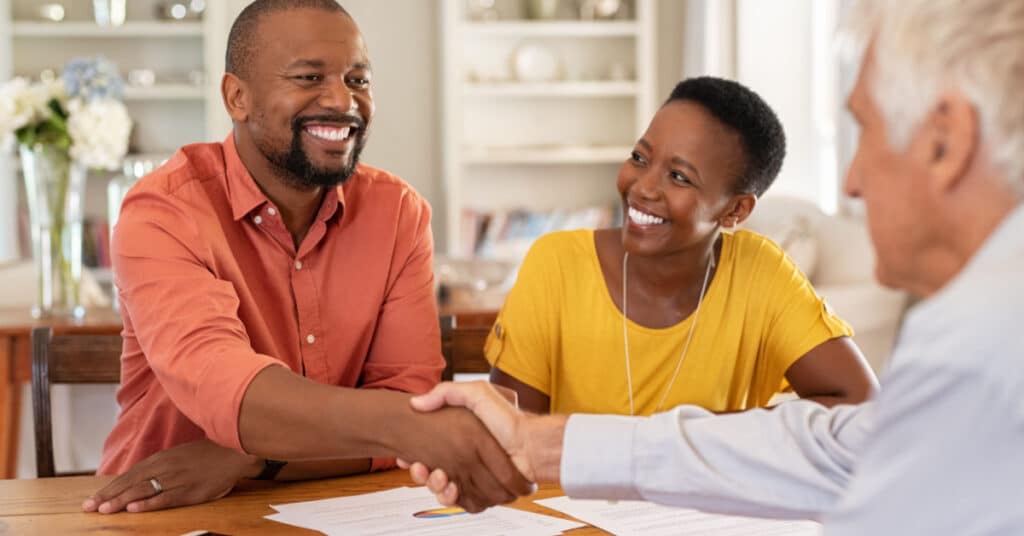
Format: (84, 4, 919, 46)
(561, 206, 1024, 535)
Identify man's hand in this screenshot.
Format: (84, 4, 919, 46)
(402, 382, 568, 507)
(82, 439, 261, 514)
(390, 395, 534, 513)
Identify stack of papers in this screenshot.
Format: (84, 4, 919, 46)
(265, 486, 584, 535)
(536, 496, 822, 536)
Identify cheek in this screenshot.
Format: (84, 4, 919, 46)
(615, 163, 632, 195)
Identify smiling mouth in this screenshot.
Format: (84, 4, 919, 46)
(304, 125, 355, 143)
(627, 205, 668, 226)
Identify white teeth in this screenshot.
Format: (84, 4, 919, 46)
(306, 126, 351, 142)
(628, 206, 666, 225)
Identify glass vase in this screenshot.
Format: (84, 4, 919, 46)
(20, 144, 87, 319)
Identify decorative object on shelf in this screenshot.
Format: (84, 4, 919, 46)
(127, 69, 156, 88)
(93, 0, 127, 26)
(512, 44, 563, 82)
(0, 57, 132, 318)
(155, 0, 205, 21)
(524, 0, 560, 20)
(38, 3, 66, 22)
(467, 0, 499, 22)
(576, 0, 623, 20)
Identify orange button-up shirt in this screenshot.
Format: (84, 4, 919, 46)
(98, 135, 444, 475)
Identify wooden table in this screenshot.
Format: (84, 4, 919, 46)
(0, 470, 602, 535)
(0, 308, 123, 479)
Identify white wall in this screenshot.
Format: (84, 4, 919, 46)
(734, 0, 841, 212)
(336, 1, 443, 243)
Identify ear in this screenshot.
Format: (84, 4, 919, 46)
(921, 89, 978, 193)
(719, 194, 757, 229)
(221, 73, 251, 123)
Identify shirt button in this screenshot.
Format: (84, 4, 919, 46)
(295, 260, 303, 270)
(253, 215, 263, 225)
(306, 334, 315, 344)
(267, 207, 277, 216)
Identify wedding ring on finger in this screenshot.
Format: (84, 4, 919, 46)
(149, 477, 164, 494)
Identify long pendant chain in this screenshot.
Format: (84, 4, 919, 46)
(622, 251, 715, 416)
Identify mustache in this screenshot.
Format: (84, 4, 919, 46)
(292, 114, 366, 132)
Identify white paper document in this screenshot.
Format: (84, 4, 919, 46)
(535, 496, 822, 536)
(265, 486, 585, 536)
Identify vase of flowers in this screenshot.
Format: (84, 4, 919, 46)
(0, 57, 132, 318)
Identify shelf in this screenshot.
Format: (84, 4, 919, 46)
(462, 146, 631, 165)
(123, 85, 205, 101)
(465, 81, 638, 97)
(461, 21, 638, 37)
(12, 22, 203, 38)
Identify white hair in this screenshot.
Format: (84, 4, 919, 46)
(842, 0, 1024, 193)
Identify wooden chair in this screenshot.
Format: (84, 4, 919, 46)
(439, 314, 495, 381)
(30, 327, 123, 478)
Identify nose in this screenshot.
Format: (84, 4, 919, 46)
(632, 165, 662, 200)
(319, 77, 358, 112)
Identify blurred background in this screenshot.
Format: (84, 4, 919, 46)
(0, 0, 906, 478)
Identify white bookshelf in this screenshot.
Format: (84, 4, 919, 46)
(465, 81, 638, 97)
(0, 0, 241, 227)
(462, 145, 633, 165)
(461, 20, 639, 36)
(123, 84, 206, 101)
(440, 0, 657, 257)
(12, 21, 203, 37)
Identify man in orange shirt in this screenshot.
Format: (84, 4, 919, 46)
(81, 0, 530, 514)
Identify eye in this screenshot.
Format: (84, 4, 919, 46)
(630, 151, 646, 165)
(293, 74, 323, 83)
(347, 76, 371, 88)
(669, 171, 693, 185)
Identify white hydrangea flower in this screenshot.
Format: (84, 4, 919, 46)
(0, 78, 37, 148)
(66, 98, 132, 170)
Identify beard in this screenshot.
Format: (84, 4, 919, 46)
(261, 114, 368, 190)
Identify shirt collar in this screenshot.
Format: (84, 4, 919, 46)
(224, 133, 346, 222)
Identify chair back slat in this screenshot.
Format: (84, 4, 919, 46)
(30, 327, 123, 478)
(439, 315, 495, 381)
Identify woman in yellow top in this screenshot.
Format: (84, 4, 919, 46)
(487, 76, 878, 416)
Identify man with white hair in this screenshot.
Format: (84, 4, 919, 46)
(403, 0, 1024, 532)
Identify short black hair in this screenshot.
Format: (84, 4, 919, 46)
(226, 0, 351, 79)
(666, 76, 786, 197)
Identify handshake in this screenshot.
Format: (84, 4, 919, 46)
(398, 381, 569, 512)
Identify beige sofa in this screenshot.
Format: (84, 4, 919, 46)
(742, 196, 908, 373)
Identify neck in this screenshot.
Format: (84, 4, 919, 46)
(625, 232, 720, 302)
(234, 131, 325, 246)
(915, 194, 1020, 298)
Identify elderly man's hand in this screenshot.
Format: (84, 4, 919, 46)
(401, 382, 567, 507)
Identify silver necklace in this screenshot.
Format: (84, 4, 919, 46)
(621, 251, 715, 415)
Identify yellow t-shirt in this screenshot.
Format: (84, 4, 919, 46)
(485, 229, 853, 415)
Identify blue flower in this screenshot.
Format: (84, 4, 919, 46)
(62, 56, 124, 102)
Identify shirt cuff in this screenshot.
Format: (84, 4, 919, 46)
(560, 413, 643, 501)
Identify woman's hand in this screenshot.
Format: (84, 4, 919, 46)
(82, 439, 262, 514)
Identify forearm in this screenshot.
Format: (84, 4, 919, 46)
(561, 402, 870, 518)
(237, 366, 411, 460)
(275, 458, 372, 481)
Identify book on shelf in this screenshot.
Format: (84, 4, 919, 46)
(461, 204, 620, 261)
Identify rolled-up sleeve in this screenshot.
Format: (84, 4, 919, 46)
(561, 400, 872, 520)
(113, 188, 285, 451)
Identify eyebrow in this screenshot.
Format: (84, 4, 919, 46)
(284, 59, 372, 70)
(637, 138, 703, 182)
